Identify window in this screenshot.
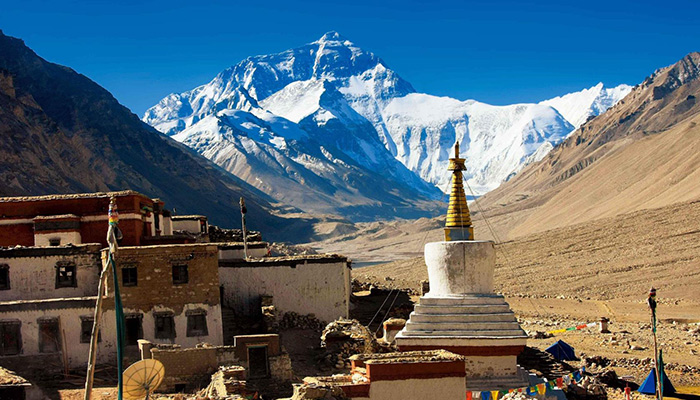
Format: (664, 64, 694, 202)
(122, 266, 138, 287)
(0, 320, 21, 356)
(154, 312, 176, 340)
(186, 310, 208, 337)
(38, 318, 60, 353)
(124, 314, 143, 346)
(49, 238, 61, 246)
(172, 264, 189, 285)
(80, 316, 101, 344)
(0, 265, 9, 290)
(55, 261, 76, 288)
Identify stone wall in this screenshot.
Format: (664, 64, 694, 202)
(151, 346, 234, 392)
(108, 244, 224, 347)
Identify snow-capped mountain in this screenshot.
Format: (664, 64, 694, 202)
(540, 82, 632, 128)
(144, 31, 631, 218)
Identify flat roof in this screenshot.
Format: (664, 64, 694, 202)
(0, 296, 97, 312)
(171, 215, 207, 220)
(219, 254, 348, 268)
(0, 190, 149, 203)
(350, 350, 464, 364)
(216, 241, 268, 249)
(0, 243, 103, 257)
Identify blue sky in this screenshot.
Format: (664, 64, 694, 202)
(1, 0, 698, 115)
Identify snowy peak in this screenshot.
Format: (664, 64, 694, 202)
(314, 31, 349, 44)
(144, 31, 414, 137)
(540, 83, 632, 128)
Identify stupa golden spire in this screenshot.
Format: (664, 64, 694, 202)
(444, 142, 474, 241)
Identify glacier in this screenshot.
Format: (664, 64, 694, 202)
(143, 31, 631, 218)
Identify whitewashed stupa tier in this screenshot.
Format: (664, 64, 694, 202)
(395, 240, 529, 390)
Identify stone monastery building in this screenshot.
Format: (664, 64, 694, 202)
(0, 191, 351, 376)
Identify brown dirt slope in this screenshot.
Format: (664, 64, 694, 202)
(355, 199, 700, 305)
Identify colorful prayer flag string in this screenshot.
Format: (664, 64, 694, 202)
(466, 369, 585, 399)
(547, 322, 598, 334)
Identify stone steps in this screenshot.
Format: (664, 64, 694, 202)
(405, 320, 523, 331)
(398, 328, 527, 338)
(419, 295, 508, 306)
(409, 312, 516, 323)
(414, 304, 512, 314)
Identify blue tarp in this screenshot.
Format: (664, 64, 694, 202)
(545, 340, 577, 361)
(638, 368, 675, 395)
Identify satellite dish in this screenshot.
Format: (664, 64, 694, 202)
(122, 359, 165, 400)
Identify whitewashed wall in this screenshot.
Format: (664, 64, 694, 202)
(0, 305, 117, 369)
(34, 231, 82, 247)
(0, 247, 101, 301)
(219, 260, 350, 323)
(365, 376, 465, 400)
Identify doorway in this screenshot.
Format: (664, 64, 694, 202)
(247, 345, 269, 379)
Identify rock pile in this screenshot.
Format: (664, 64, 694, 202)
(268, 242, 318, 257)
(279, 312, 326, 331)
(320, 319, 378, 369)
(568, 375, 608, 399)
(290, 383, 347, 400)
(208, 226, 262, 242)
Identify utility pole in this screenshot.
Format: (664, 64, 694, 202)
(239, 197, 248, 259)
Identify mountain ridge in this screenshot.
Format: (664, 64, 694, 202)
(0, 30, 315, 242)
(144, 32, 631, 218)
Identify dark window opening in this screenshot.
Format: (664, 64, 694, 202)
(49, 238, 61, 246)
(0, 320, 21, 356)
(172, 264, 189, 285)
(38, 318, 60, 353)
(80, 317, 101, 343)
(186, 310, 208, 337)
(0, 265, 9, 290)
(174, 384, 186, 393)
(122, 266, 138, 287)
(247, 345, 270, 379)
(154, 313, 176, 340)
(125, 315, 143, 346)
(55, 262, 77, 288)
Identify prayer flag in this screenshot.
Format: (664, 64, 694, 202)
(537, 383, 546, 394)
(556, 377, 564, 388)
(491, 390, 499, 400)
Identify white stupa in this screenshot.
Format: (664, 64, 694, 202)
(395, 144, 530, 390)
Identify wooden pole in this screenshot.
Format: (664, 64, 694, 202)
(83, 252, 111, 400)
(239, 197, 248, 259)
(648, 287, 662, 400)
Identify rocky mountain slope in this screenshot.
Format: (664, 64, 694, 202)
(0, 30, 314, 241)
(476, 52, 700, 239)
(144, 32, 630, 217)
